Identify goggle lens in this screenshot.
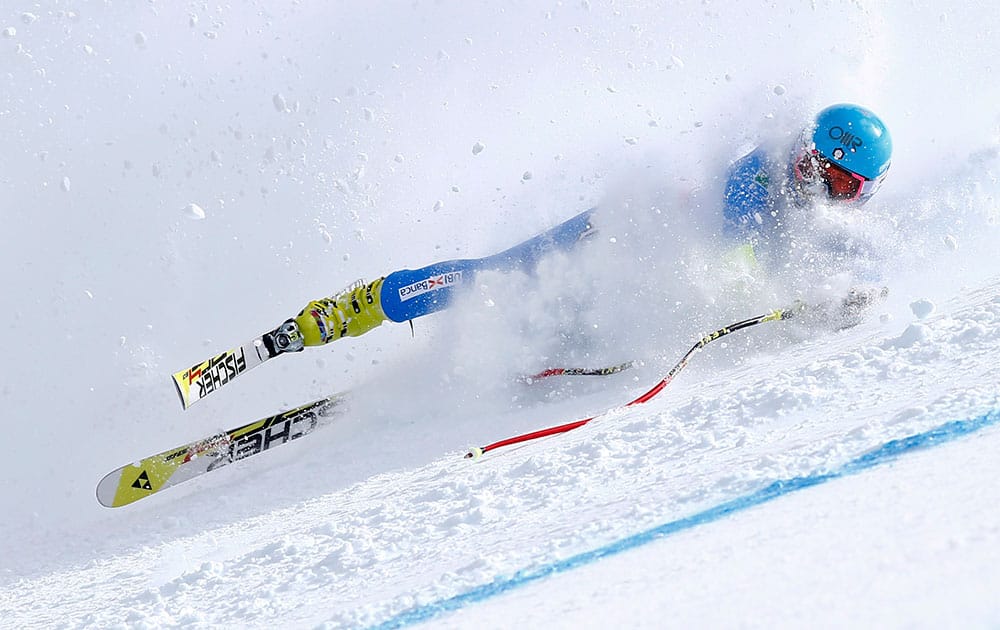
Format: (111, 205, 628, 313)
(794, 150, 869, 201)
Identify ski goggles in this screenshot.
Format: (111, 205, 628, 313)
(793, 149, 880, 202)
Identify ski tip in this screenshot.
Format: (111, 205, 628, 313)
(171, 342, 272, 410)
(95, 466, 156, 508)
(97, 453, 187, 508)
(95, 470, 122, 508)
(464, 446, 484, 460)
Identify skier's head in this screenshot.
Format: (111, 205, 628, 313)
(791, 103, 892, 205)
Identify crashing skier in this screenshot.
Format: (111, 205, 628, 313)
(171, 102, 894, 411)
(115, 103, 897, 506)
(277, 103, 894, 355)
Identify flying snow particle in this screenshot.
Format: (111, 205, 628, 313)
(910, 299, 935, 320)
(472, 141, 486, 155)
(60, 176, 71, 192)
(21, 13, 38, 24)
(134, 31, 147, 48)
(773, 84, 787, 96)
(272, 93, 288, 112)
(522, 171, 533, 181)
(433, 200, 444, 211)
(184, 203, 206, 220)
(84, 290, 94, 299)
(624, 137, 638, 145)
(943, 234, 958, 250)
(2, 26, 16, 38)
(394, 153, 405, 163)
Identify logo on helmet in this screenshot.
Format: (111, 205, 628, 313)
(828, 126, 863, 152)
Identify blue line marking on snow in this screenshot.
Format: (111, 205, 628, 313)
(368, 410, 1000, 630)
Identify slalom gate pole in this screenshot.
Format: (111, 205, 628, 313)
(465, 308, 795, 459)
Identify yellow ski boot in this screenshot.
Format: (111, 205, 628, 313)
(293, 278, 388, 347)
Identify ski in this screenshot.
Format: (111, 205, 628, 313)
(519, 361, 636, 383)
(171, 320, 303, 409)
(96, 393, 345, 508)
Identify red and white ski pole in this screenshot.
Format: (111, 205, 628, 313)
(466, 307, 794, 459)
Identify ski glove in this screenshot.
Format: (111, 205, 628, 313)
(839, 285, 890, 328)
(793, 285, 889, 331)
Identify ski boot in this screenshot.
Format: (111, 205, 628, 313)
(263, 278, 389, 356)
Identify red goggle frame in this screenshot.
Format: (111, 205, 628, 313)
(794, 149, 880, 202)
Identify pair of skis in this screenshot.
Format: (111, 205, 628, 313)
(94, 319, 638, 507)
(97, 321, 316, 508)
(98, 309, 793, 507)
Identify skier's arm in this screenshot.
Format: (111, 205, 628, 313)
(723, 147, 775, 237)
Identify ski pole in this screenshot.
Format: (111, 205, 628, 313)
(466, 307, 795, 459)
(518, 361, 636, 383)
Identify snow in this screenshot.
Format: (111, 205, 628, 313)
(3, 1, 1000, 628)
(910, 298, 936, 319)
(183, 202, 206, 220)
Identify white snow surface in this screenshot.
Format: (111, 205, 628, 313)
(3, 2, 1000, 628)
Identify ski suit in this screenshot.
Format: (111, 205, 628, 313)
(383, 145, 792, 326)
(293, 148, 884, 349)
(378, 209, 596, 323)
(723, 147, 780, 238)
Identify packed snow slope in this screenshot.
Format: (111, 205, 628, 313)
(3, 1, 1000, 628)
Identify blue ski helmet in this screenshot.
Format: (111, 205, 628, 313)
(793, 104, 892, 204)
